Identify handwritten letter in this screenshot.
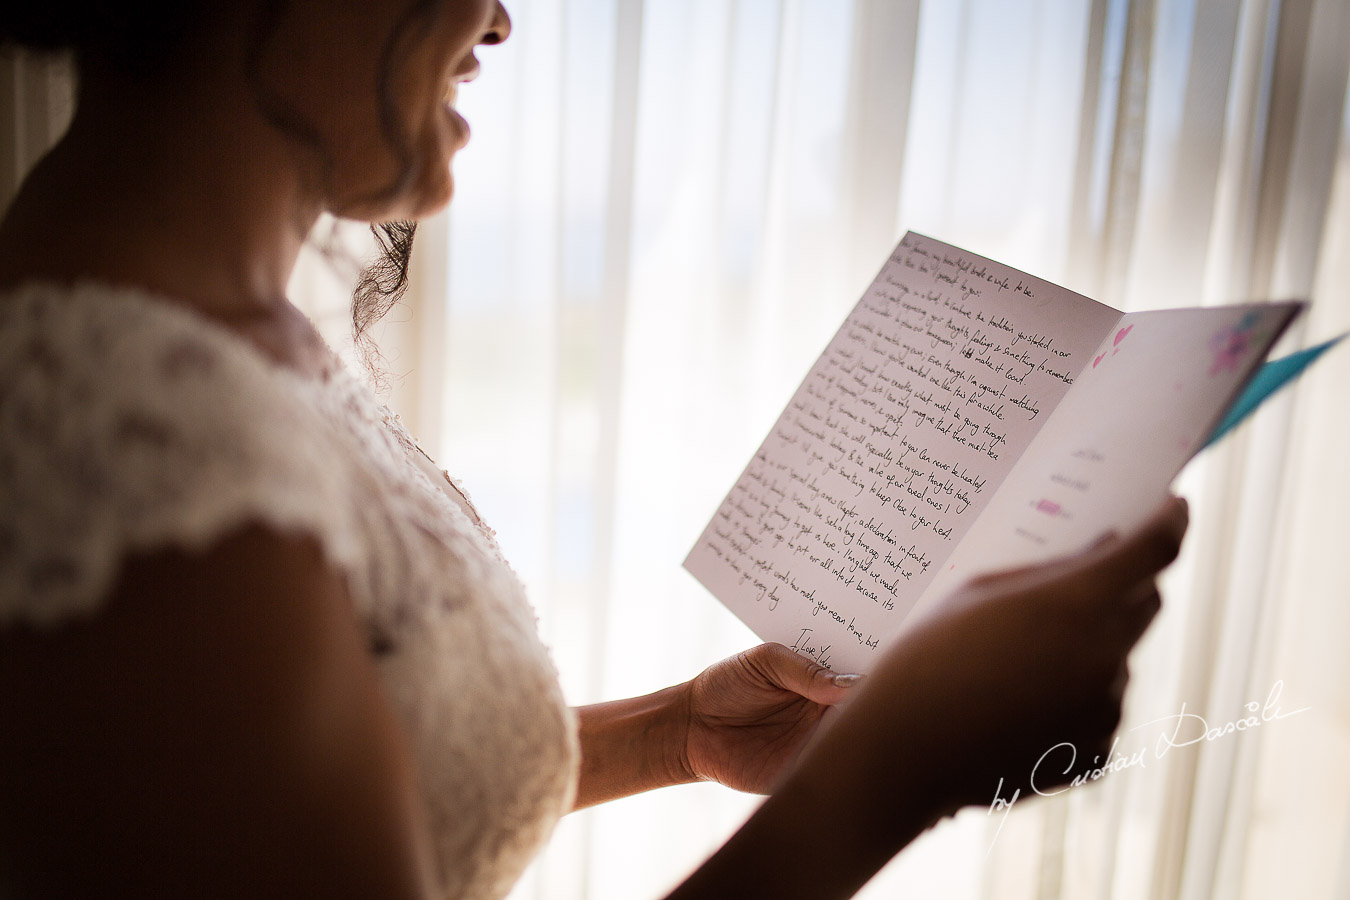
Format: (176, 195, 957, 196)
(685, 234, 1120, 673)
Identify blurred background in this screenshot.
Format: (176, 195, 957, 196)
(5, 0, 1348, 897)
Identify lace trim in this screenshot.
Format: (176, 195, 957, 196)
(0, 282, 366, 627)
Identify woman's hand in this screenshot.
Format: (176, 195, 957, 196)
(678, 643, 858, 794)
(866, 496, 1187, 815)
(793, 494, 1190, 835)
(572, 644, 858, 809)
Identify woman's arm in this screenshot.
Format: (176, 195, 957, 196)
(574, 686, 697, 809)
(0, 525, 438, 898)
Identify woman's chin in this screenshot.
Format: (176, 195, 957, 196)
(413, 172, 455, 219)
(331, 159, 455, 222)
(403, 122, 465, 218)
(443, 104, 472, 146)
(406, 157, 456, 219)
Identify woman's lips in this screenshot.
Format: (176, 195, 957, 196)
(442, 65, 478, 146)
(443, 63, 479, 107)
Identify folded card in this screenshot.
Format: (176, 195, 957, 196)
(684, 232, 1304, 673)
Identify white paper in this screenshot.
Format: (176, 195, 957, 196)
(685, 233, 1299, 673)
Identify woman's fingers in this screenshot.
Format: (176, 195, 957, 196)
(1079, 496, 1188, 591)
(1115, 581, 1163, 648)
(744, 643, 858, 706)
(1109, 660, 1130, 701)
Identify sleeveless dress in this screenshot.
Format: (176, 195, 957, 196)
(0, 282, 578, 900)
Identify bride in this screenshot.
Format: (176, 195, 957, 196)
(0, 1, 1186, 896)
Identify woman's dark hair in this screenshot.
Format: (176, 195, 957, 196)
(0, 2, 208, 78)
(352, 220, 416, 390)
(1, 1, 430, 375)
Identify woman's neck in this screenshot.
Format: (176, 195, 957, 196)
(0, 66, 321, 321)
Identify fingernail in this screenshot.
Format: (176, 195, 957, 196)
(1091, 531, 1118, 549)
(832, 673, 863, 687)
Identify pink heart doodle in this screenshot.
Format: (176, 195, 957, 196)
(1093, 352, 1106, 368)
(1114, 324, 1133, 346)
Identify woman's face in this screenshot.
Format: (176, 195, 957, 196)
(259, 0, 510, 221)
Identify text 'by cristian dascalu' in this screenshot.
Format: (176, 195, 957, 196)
(984, 680, 1310, 852)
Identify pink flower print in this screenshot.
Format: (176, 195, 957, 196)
(1209, 326, 1250, 375)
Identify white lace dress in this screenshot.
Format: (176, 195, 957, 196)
(0, 282, 579, 899)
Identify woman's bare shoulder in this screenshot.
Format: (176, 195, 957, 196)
(0, 523, 436, 896)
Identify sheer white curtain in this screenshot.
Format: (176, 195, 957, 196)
(394, 0, 1350, 897)
(6, 0, 1348, 895)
